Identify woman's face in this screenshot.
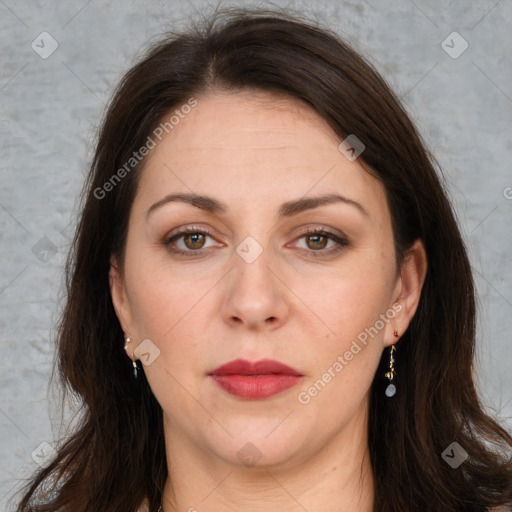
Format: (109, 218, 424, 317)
(110, 89, 425, 470)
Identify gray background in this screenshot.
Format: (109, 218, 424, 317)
(1, 0, 511, 509)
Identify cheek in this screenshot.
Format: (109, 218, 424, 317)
(124, 263, 209, 408)
(123, 254, 222, 395)
(294, 284, 388, 416)
(296, 254, 394, 339)
(125, 245, 215, 338)
(293, 254, 394, 396)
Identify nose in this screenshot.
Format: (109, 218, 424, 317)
(220, 244, 290, 332)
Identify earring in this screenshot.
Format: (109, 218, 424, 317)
(385, 330, 399, 397)
(124, 337, 138, 379)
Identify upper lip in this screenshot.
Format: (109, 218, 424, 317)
(210, 358, 302, 376)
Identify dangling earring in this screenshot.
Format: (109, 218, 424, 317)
(124, 337, 138, 379)
(385, 330, 399, 397)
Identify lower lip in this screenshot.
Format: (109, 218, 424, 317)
(210, 374, 303, 399)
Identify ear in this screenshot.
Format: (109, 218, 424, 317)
(384, 239, 428, 347)
(109, 255, 135, 336)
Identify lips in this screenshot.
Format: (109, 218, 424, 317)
(209, 358, 303, 400)
(211, 358, 302, 377)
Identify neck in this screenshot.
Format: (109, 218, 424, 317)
(161, 406, 374, 512)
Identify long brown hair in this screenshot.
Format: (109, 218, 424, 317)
(15, 7, 512, 512)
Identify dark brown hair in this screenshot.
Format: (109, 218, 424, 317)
(15, 6, 512, 512)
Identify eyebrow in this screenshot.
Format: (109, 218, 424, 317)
(145, 192, 369, 221)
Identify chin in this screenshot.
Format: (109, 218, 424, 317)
(205, 422, 310, 471)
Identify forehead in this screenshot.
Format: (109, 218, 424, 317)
(133, 89, 389, 223)
(160, 89, 341, 165)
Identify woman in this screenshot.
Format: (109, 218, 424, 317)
(15, 7, 512, 512)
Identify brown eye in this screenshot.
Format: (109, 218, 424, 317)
(182, 232, 207, 250)
(164, 228, 217, 255)
(293, 228, 349, 257)
(305, 234, 329, 250)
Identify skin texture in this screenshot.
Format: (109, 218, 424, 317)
(109, 89, 427, 512)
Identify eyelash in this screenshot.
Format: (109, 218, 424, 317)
(164, 225, 349, 258)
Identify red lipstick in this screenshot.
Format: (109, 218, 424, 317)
(209, 358, 303, 399)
